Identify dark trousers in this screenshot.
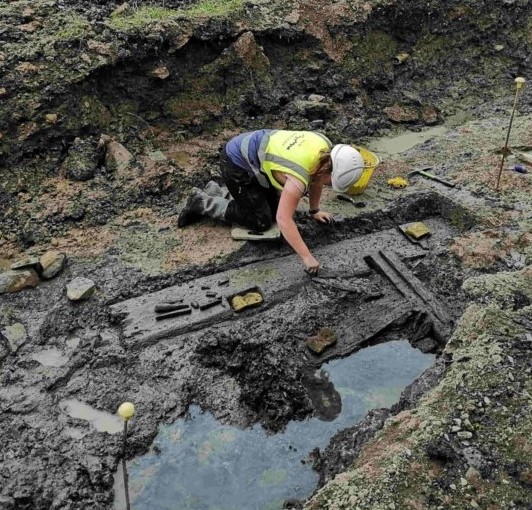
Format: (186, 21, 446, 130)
(220, 148, 279, 232)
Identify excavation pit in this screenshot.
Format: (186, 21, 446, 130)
(110, 195, 472, 508)
(115, 341, 434, 510)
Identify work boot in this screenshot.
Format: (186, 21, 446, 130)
(178, 188, 229, 227)
(204, 180, 230, 199)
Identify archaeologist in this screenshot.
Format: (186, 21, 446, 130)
(178, 130, 366, 274)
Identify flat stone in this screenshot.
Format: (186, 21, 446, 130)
(150, 66, 170, 80)
(1, 323, 28, 353)
(39, 251, 67, 279)
(0, 269, 40, 294)
(66, 277, 96, 301)
(306, 327, 337, 354)
(148, 150, 167, 162)
(100, 135, 133, 176)
(10, 256, 42, 272)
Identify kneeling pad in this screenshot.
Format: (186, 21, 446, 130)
(231, 223, 281, 241)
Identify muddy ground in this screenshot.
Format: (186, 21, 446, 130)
(0, 0, 531, 509)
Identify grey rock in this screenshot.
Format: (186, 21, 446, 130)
(66, 277, 96, 301)
(0, 269, 40, 294)
(10, 256, 42, 273)
(462, 447, 488, 473)
(98, 329, 120, 347)
(1, 323, 28, 353)
(63, 137, 99, 181)
(0, 495, 15, 509)
(39, 251, 67, 279)
(293, 99, 332, 120)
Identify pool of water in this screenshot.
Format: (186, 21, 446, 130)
(120, 341, 434, 510)
(367, 125, 448, 158)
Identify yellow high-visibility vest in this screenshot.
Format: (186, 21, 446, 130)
(241, 130, 332, 190)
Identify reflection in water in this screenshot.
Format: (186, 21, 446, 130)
(121, 341, 434, 510)
(305, 369, 342, 421)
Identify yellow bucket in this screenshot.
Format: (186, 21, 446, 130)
(347, 146, 380, 196)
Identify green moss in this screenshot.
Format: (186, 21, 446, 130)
(413, 33, 452, 65)
(184, 0, 244, 18)
(166, 93, 223, 125)
(107, 0, 244, 31)
(64, 96, 111, 132)
(443, 203, 477, 231)
(56, 13, 88, 41)
(108, 6, 179, 30)
(462, 268, 532, 306)
(343, 30, 397, 76)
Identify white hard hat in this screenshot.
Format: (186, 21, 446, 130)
(330, 144, 364, 193)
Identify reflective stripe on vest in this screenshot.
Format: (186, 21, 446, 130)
(240, 132, 271, 188)
(240, 130, 332, 190)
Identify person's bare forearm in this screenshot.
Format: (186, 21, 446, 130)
(277, 215, 311, 259)
(308, 181, 323, 211)
(276, 184, 320, 272)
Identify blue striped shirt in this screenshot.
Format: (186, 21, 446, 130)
(225, 129, 272, 173)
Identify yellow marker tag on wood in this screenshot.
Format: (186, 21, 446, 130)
(231, 292, 263, 312)
(405, 222, 431, 239)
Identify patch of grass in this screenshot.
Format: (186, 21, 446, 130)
(184, 0, 244, 18)
(108, 6, 179, 30)
(108, 0, 244, 31)
(56, 13, 88, 41)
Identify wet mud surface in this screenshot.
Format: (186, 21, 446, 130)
(1, 0, 532, 509)
(0, 194, 471, 509)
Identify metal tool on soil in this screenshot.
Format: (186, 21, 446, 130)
(406, 167, 455, 188)
(496, 77, 526, 191)
(336, 194, 366, 207)
(118, 402, 135, 510)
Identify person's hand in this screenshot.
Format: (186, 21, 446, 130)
(302, 254, 320, 276)
(311, 210, 334, 224)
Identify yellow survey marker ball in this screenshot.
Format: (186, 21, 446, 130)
(118, 402, 135, 420)
(515, 77, 525, 89)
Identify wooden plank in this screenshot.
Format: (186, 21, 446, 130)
(309, 293, 415, 363)
(379, 250, 453, 325)
(111, 227, 428, 347)
(363, 250, 454, 343)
